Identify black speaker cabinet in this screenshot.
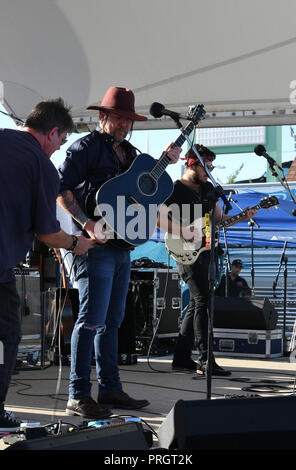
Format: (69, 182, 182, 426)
(214, 296, 278, 330)
(130, 269, 182, 338)
(15, 268, 42, 361)
(15, 268, 41, 337)
(157, 396, 296, 450)
(6, 422, 149, 451)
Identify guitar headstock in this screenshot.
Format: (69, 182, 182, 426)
(259, 195, 279, 210)
(187, 104, 206, 126)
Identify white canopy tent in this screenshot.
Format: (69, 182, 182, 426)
(1, 0, 296, 130)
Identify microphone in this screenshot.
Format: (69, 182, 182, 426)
(254, 145, 283, 171)
(149, 102, 189, 121)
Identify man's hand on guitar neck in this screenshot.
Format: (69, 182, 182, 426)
(83, 219, 110, 244)
(239, 206, 258, 223)
(222, 205, 258, 226)
(163, 143, 182, 164)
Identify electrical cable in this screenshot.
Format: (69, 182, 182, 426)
(145, 254, 177, 373)
(47, 250, 76, 422)
(0, 108, 24, 123)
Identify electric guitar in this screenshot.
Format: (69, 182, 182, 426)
(89, 105, 206, 248)
(164, 196, 279, 265)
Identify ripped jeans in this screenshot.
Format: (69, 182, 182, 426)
(69, 244, 131, 399)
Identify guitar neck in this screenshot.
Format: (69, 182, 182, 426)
(218, 203, 261, 229)
(150, 121, 195, 180)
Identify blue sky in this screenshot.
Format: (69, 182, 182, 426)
(1, 104, 295, 184)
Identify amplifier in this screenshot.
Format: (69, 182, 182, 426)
(43, 287, 79, 360)
(15, 268, 41, 362)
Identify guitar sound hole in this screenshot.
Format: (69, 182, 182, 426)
(137, 173, 158, 196)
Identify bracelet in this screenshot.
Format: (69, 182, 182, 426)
(68, 235, 79, 251)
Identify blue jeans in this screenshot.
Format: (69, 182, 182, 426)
(69, 244, 131, 399)
(0, 281, 21, 404)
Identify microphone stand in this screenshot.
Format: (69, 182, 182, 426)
(283, 255, 288, 355)
(273, 241, 287, 297)
(221, 193, 233, 297)
(207, 197, 218, 400)
(248, 220, 255, 296)
(228, 196, 259, 296)
(222, 227, 231, 297)
(172, 115, 232, 400)
(272, 241, 288, 355)
(267, 161, 296, 216)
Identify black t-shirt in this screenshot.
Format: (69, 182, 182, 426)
(164, 180, 222, 281)
(164, 180, 218, 224)
(216, 274, 251, 297)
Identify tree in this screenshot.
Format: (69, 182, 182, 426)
(225, 163, 244, 184)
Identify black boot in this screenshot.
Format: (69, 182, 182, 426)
(172, 334, 197, 371)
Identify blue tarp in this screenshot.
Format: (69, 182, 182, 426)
(217, 191, 296, 248)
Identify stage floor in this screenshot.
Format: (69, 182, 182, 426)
(1, 353, 296, 452)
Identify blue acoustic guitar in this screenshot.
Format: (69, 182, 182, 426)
(94, 105, 206, 248)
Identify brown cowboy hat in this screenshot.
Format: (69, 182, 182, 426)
(87, 86, 147, 122)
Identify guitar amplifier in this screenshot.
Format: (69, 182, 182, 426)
(15, 268, 41, 362)
(43, 287, 79, 362)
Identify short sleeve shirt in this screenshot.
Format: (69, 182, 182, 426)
(0, 129, 60, 282)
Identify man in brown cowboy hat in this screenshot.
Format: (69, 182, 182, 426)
(57, 86, 181, 419)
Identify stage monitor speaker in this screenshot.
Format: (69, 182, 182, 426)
(214, 296, 278, 330)
(6, 422, 149, 451)
(157, 396, 296, 450)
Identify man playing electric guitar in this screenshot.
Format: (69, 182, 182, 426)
(57, 87, 181, 419)
(157, 144, 257, 376)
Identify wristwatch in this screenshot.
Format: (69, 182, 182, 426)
(68, 235, 79, 251)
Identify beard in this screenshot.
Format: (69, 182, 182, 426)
(111, 128, 128, 142)
(192, 173, 206, 185)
